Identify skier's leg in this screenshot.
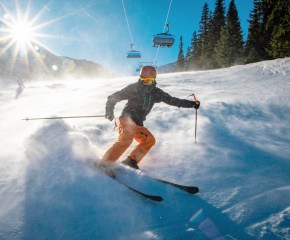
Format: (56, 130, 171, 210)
(101, 117, 136, 165)
(128, 126, 156, 163)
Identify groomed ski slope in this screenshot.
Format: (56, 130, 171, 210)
(0, 58, 290, 239)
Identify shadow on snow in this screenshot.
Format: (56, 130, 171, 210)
(22, 121, 254, 240)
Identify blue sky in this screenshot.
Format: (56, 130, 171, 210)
(0, 0, 254, 76)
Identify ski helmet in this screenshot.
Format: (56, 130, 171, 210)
(140, 66, 157, 78)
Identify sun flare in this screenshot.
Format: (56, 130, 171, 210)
(11, 21, 33, 43)
(0, 1, 69, 72)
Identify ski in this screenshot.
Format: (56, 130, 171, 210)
(119, 165, 199, 194)
(117, 181, 163, 202)
(94, 164, 163, 202)
(146, 176, 199, 194)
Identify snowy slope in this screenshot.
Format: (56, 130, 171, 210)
(0, 58, 290, 239)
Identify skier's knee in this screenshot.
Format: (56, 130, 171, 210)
(148, 135, 156, 147)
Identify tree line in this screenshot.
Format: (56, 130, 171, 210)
(176, 0, 290, 72)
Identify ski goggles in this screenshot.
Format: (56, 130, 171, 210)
(140, 77, 155, 85)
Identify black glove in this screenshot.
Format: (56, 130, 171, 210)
(192, 100, 200, 109)
(105, 112, 114, 121)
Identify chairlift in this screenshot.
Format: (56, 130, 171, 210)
(136, 62, 158, 72)
(153, 23, 175, 48)
(152, 61, 158, 69)
(136, 63, 144, 72)
(127, 44, 141, 58)
(140, 62, 154, 66)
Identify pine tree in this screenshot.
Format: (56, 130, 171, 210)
(266, 0, 290, 58)
(198, 2, 211, 69)
(215, 0, 244, 67)
(185, 46, 191, 71)
(211, 0, 226, 67)
(207, 11, 216, 69)
(245, 0, 275, 63)
(215, 26, 231, 67)
(227, 0, 244, 51)
(187, 31, 196, 69)
(188, 31, 200, 70)
(176, 36, 185, 72)
(212, 0, 226, 40)
(245, 0, 261, 63)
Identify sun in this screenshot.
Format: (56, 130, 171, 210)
(0, 1, 71, 71)
(0, 12, 47, 71)
(11, 21, 33, 43)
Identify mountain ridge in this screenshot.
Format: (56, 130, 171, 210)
(0, 21, 116, 81)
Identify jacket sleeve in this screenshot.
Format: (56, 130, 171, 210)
(105, 84, 134, 114)
(160, 89, 195, 108)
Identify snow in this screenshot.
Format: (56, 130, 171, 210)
(0, 58, 290, 239)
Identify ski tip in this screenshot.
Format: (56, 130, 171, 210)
(151, 196, 163, 202)
(188, 187, 199, 194)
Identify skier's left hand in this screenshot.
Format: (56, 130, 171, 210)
(193, 100, 200, 109)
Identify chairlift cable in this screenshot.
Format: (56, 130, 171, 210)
(163, 0, 173, 33)
(154, 0, 173, 65)
(121, 0, 134, 45)
(154, 48, 159, 65)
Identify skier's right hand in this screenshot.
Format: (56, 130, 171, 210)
(105, 112, 114, 121)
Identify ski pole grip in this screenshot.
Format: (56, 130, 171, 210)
(188, 94, 198, 104)
(187, 94, 198, 144)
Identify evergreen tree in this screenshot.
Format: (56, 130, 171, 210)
(188, 31, 200, 70)
(207, 11, 216, 68)
(245, 0, 275, 63)
(245, 0, 262, 62)
(266, 0, 290, 58)
(215, 26, 231, 67)
(211, 0, 226, 67)
(215, 0, 244, 67)
(176, 36, 185, 72)
(185, 46, 191, 71)
(188, 31, 196, 69)
(212, 0, 226, 41)
(198, 2, 211, 69)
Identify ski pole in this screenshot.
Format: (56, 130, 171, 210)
(22, 115, 118, 131)
(22, 115, 105, 121)
(188, 94, 199, 144)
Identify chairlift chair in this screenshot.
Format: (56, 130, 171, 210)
(136, 63, 144, 72)
(153, 23, 175, 48)
(152, 62, 158, 69)
(127, 44, 141, 58)
(127, 50, 141, 58)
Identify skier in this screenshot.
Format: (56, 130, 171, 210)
(95, 66, 200, 177)
(17, 79, 25, 88)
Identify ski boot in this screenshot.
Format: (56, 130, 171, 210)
(94, 161, 115, 179)
(121, 156, 139, 170)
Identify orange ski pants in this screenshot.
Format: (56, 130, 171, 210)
(101, 117, 156, 165)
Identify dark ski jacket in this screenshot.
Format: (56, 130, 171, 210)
(106, 79, 195, 126)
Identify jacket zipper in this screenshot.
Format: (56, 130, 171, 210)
(147, 96, 151, 110)
(142, 96, 146, 110)
(142, 95, 152, 110)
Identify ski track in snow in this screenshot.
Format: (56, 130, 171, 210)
(0, 58, 290, 239)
